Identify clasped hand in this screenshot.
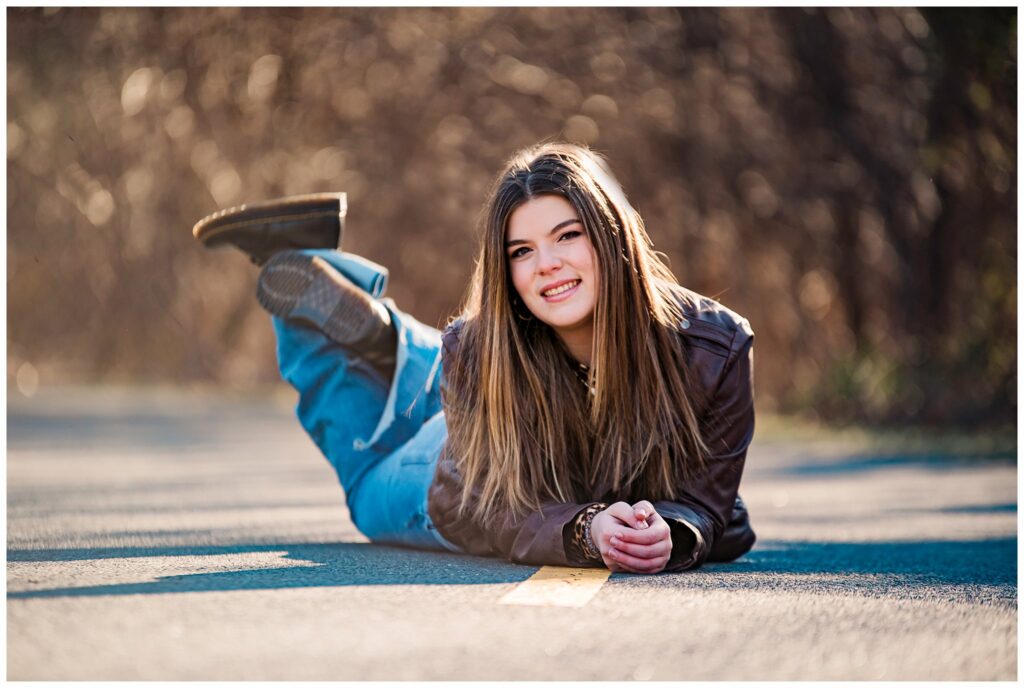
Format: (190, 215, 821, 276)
(590, 500, 672, 574)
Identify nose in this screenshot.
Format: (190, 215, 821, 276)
(536, 246, 562, 274)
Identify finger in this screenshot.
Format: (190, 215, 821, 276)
(602, 551, 632, 573)
(644, 508, 669, 526)
(602, 501, 637, 526)
(612, 523, 670, 545)
(609, 542, 664, 561)
(609, 534, 671, 560)
(606, 554, 661, 575)
(601, 554, 627, 573)
(607, 546, 666, 573)
(631, 500, 656, 529)
(595, 504, 639, 547)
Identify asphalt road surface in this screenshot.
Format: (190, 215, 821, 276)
(7, 387, 1017, 680)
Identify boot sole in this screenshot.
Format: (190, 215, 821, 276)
(257, 252, 380, 345)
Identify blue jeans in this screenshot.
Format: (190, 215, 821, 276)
(271, 249, 460, 552)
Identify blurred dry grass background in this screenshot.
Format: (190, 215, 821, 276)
(6, 7, 1016, 426)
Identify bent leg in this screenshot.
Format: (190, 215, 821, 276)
(269, 250, 449, 546)
(346, 410, 461, 551)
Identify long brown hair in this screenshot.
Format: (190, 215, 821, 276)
(443, 143, 709, 524)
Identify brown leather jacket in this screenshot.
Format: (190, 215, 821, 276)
(426, 286, 755, 572)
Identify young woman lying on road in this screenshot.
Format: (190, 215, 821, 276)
(194, 143, 756, 573)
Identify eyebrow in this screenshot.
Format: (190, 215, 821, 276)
(505, 218, 582, 247)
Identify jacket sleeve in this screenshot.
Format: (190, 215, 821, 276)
(428, 449, 601, 566)
(653, 324, 755, 572)
(429, 319, 601, 567)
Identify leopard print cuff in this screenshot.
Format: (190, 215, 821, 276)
(572, 502, 608, 562)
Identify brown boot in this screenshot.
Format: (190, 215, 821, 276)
(193, 193, 345, 266)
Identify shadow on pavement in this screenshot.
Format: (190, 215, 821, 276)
(7, 542, 535, 599)
(693, 536, 1017, 603)
(736, 537, 1015, 580)
(8, 536, 1016, 601)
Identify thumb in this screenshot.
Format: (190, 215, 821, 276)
(632, 500, 655, 529)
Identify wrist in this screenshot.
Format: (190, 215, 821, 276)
(574, 502, 608, 562)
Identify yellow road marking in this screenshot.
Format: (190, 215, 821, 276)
(498, 566, 611, 607)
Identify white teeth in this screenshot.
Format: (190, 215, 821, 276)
(542, 280, 580, 297)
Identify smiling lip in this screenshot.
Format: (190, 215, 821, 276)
(540, 279, 581, 302)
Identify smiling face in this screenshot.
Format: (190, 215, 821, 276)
(505, 194, 599, 362)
